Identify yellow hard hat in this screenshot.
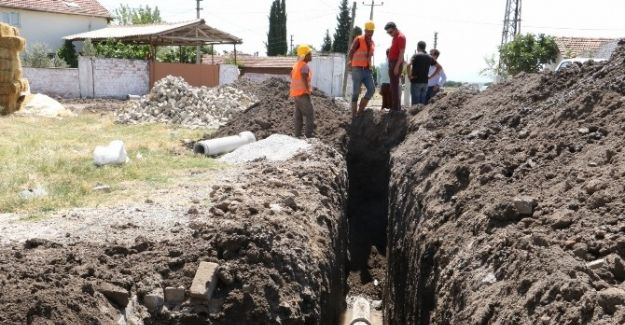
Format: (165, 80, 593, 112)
(297, 44, 312, 58)
(364, 21, 375, 31)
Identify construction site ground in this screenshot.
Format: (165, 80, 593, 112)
(2, 41, 625, 325)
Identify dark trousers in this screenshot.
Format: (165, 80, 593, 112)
(380, 83, 392, 109)
(426, 86, 440, 103)
(294, 95, 315, 137)
(388, 60, 401, 111)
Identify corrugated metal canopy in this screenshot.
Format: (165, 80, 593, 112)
(63, 19, 242, 46)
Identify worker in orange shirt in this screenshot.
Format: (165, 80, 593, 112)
(347, 21, 376, 117)
(290, 45, 315, 138)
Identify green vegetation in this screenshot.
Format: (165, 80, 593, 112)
(332, 0, 352, 53)
(499, 33, 559, 75)
(22, 43, 68, 68)
(321, 30, 332, 52)
(266, 0, 288, 56)
(57, 40, 78, 68)
(0, 114, 217, 213)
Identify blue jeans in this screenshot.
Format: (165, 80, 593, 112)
(351, 67, 375, 103)
(426, 86, 439, 103)
(411, 83, 428, 105)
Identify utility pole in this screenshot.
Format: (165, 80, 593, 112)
(195, 0, 203, 64)
(501, 0, 522, 48)
(499, 0, 522, 77)
(290, 35, 294, 55)
(342, 2, 357, 97)
(362, 0, 383, 20)
(433, 32, 438, 49)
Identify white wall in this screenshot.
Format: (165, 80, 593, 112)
(79, 57, 149, 98)
(240, 54, 348, 98)
(219, 64, 240, 85)
(24, 67, 80, 98)
(309, 54, 347, 98)
(0, 8, 108, 51)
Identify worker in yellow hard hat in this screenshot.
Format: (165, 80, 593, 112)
(290, 44, 315, 138)
(347, 21, 376, 118)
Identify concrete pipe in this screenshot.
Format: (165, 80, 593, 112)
(193, 131, 256, 156)
(349, 297, 372, 325)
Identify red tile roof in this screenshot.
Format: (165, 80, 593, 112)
(0, 0, 111, 18)
(203, 54, 297, 68)
(554, 37, 618, 58)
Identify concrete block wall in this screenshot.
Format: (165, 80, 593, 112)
(24, 67, 80, 98)
(219, 64, 240, 86)
(79, 57, 149, 99)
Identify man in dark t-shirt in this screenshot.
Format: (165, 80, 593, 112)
(407, 41, 442, 105)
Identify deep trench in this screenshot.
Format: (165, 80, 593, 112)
(343, 112, 408, 312)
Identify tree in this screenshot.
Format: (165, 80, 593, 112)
(113, 4, 162, 25)
(266, 0, 287, 56)
(23, 43, 68, 68)
(90, 5, 163, 60)
(94, 39, 150, 60)
(157, 45, 215, 63)
(81, 39, 96, 56)
(479, 53, 503, 80)
(321, 30, 332, 52)
(57, 40, 78, 68)
(332, 0, 352, 53)
(499, 33, 559, 76)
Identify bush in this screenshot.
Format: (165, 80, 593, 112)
(499, 34, 559, 75)
(57, 40, 78, 68)
(23, 43, 53, 68)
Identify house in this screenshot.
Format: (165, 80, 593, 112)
(554, 37, 620, 62)
(0, 0, 111, 52)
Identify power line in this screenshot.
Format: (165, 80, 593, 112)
(362, 1, 384, 20)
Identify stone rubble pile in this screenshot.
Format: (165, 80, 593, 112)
(116, 76, 258, 129)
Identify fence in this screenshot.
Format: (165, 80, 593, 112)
(24, 55, 349, 99)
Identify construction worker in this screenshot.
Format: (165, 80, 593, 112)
(347, 21, 376, 117)
(384, 22, 406, 111)
(290, 44, 315, 138)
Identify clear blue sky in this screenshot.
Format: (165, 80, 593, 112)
(99, 0, 625, 82)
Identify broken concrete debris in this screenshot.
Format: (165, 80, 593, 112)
(97, 282, 130, 308)
(164, 287, 186, 304)
(93, 140, 128, 166)
(116, 76, 258, 129)
(143, 288, 165, 311)
(190, 261, 219, 300)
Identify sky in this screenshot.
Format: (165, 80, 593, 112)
(98, 0, 625, 82)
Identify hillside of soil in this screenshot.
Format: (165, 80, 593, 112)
(206, 78, 352, 152)
(386, 41, 625, 324)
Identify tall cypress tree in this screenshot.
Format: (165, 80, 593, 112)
(321, 30, 332, 52)
(266, 0, 287, 56)
(332, 0, 351, 53)
(279, 0, 288, 55)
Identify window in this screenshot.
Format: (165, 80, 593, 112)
(0, 12, 20, 27)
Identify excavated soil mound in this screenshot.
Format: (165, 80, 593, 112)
(0, 143, 348, 324)
(205, 78, 351, 151)
(386, 41, 625, 324)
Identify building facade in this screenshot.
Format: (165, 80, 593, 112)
(0, 0, 110, 52)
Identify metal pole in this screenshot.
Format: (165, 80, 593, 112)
(362, 1, 383, 20)
(196, 0, 203, 64)
(341, 2, 357, 98)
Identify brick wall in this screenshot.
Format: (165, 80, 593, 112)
(24, 67, 80, 98)
(79, 57, 149, 98)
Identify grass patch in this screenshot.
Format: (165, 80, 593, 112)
(0, 113, 217, 213)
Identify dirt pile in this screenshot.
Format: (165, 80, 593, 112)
(386, 41, 625, 324)
(205, 78, 351, 151)
(116, 76, 258, 129)
(0, 142, 348, 324)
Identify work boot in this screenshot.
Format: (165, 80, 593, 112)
(351, 102, 358, 118)
(357, 98, 369, 115)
